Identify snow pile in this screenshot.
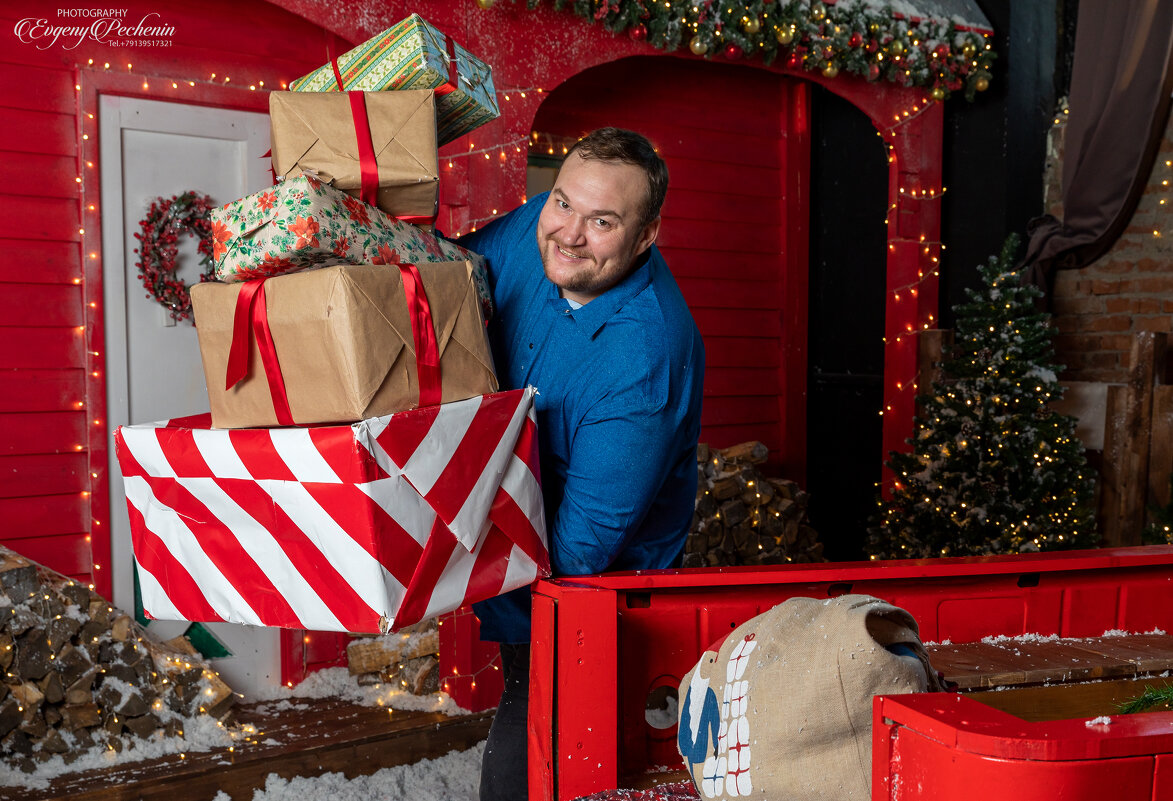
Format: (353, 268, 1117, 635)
(211, 741, 485, 801)
(1085, 716, 1112, 727)
(251, 666, 467, 716)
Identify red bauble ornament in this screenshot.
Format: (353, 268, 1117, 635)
(724, 42, 742, 59)
(867, 63, 882, 81)
(849, 32, 863, 48)
(630, 23, 647, 41)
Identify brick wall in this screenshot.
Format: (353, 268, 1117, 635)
(1047, 107, 1173, 382)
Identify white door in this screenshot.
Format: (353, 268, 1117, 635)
(100, 96, 281, 699)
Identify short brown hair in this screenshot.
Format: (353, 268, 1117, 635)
(563, 127, 668, 227)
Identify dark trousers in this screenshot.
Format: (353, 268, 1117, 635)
(480, 642, 531, 801)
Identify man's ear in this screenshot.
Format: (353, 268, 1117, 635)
(635, 216, 661, 257)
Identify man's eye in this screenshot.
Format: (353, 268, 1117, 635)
(557, 200, 570, 210)
(593, 218, 612, 229)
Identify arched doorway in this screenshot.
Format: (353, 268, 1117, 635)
(531, 54, 812, 478)
(530, 56, 891, 555)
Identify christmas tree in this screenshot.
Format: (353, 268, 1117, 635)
(868, 235, 1098, 559)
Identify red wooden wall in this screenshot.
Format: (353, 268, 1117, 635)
(2, 0, 945, 607)
(533, 57, 811, 477)
(0, 0, 334, 593)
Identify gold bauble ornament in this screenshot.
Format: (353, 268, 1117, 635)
(810, 2, 826, 22)
(930, 86, 946, 101)
(889, 38, 905, 55)
(690, 35, 708, 55)
(775, 25, 795, 45)
(821, 61, 839, 78)
(868, 21, 880, 34)
(962, 41, 976, 59)
(475, 0, 495, 9)
(743, 15, 761, 34)
(975, 76, 990, 92)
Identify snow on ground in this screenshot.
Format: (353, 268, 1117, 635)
(0, 666, 479, 795)
(214, 741, 484, 801)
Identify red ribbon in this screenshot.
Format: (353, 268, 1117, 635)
(327, 53, 380, 209)
(226, 279, 295, 426)
(434, 33, 459, 97)
(398, 263, 442, 407)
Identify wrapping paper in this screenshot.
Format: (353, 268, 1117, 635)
(115, 388, 549, 634)
(289, 13, 499, 145)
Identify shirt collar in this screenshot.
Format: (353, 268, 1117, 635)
(548, 248, 656, 339)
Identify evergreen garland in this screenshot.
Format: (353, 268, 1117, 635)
(525, 0, 995, 100)
(868, 235, 1099, 559)
(1119, 683, 1173, 715)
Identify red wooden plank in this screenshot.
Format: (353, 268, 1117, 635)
(0, 327, 85, 368)
(0, 107, 75, 157)
(0, 238, 80, 283)
(0, 62, 76, 114)
(703, 336, 782, 368)
(0, 283, 83, 326)
(0, 150, 80, 199)
(0, 411, 87, 455)
(704, 366, 781, 396)
(0, 493, 88, 537)
(664, 188, 785, 225)
(663, 248, 784, 282)
(0, 368, 85, 412)
(678, 276, 783, 311)
(0, 453, 87, 497)
(0, 195, 80, 241)
(701, 395, 783, 426)
(1, 533, 92, 577)
(691, 307, 783, 338)
(660, 157, 782, 197)
(660, 216, 781, 254)
(698, 422, 783, 453)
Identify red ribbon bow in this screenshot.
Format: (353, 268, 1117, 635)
(223, 267, 443, 425)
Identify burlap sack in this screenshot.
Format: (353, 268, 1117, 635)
(676, 594, 942, 800)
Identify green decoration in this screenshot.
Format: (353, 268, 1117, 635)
(184, 623, 233, 659)
(526, 0, 996, 100)
(1143, 474, 1173, 544)
(1119, 683, 1173, 715)
(868, 235, 1099, 559)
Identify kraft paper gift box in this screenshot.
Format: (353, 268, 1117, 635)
(190, 262, 497, 429)
(114, 387, 550, 634)
(269, 89, 440, 224)
(289, 13, 499, 145)
(210, 174, 493, 321)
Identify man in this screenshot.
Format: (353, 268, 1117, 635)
(459, 127, 704, 801)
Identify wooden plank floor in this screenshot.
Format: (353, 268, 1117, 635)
(926, 634, 1173, 690)
(1, 699, 492, 801)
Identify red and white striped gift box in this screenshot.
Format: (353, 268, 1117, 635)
(114, 387, 548, 634)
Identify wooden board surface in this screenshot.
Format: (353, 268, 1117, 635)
(2, 699, 492, 801)
(969, 675, 1173, 722)
(927, 634, 1173, 690)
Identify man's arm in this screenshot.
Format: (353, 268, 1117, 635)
(548, 398, 686, 576)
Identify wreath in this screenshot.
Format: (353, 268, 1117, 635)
(133, 191, 217, 322)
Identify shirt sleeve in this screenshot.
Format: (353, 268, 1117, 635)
(549, 394, 680, 576)
(457, 193, 545, 290)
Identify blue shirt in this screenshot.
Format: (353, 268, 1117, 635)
(459, 193, 705, 643)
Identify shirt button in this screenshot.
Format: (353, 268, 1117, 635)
(528, 343, 534, 349)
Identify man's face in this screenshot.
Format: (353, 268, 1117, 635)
(536, 152, 661, 305)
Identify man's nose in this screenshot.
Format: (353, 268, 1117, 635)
(558, 215, 587, 244)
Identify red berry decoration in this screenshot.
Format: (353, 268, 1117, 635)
(724, 42, 741, 59)
(133, 191, 217, 322)
(630, 23, 647, 41)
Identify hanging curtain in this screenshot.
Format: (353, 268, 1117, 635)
(1022, 0, 1173, 303)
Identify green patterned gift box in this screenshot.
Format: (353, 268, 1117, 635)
(210, 175, 492, 319)
(290, 14, 499, 146)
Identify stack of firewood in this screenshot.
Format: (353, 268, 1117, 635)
(346, 618, 440, 695)
(685, 442, 826, 567)
(0, 547, 233, 771)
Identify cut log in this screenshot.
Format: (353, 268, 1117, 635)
(719, 441, 769, 464)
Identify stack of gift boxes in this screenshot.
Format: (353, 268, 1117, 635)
(114, 15, 550, 637)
